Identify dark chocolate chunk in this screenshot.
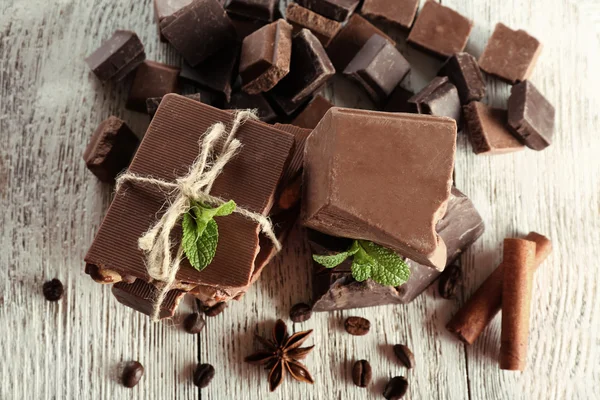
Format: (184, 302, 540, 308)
(343, 34, 411, 106)
(407, 0, 473, 59)
(361, 0, 419, 30)
(154, 0, 193, 40)
(225, 92, 277, 122)
(479, 23, 542, 84)
(122, 361, 144, 388)
(147, 93, 202, 118)
(83, 116, 139, 183)
(384, 85, 413, 113)
(226, 0, 278, 22)
(85, 30, 145, 83)
(296, 0, 360, 22)
(111, 280, 186, 319)
(408, 77, 461, 125)
(286, 3, 342, 47)
(267, 92, 313, 117)
(126, 60, 180, 113)
(507, 81, 554, 150)
(239, 19, 293, 94)
(161, 0, 237, 66)
(229, 16, 268, 39)
(291, 95, 333, 129)
(463, 102, 524, 155)
(326, 14, 396, 71)
(42, 279, 64, 302)
(438, 52, 486, 104)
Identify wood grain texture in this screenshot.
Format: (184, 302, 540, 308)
(0, 0, 598, 399)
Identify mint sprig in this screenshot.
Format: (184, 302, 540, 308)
(312, 240, 411, 287)
(182, 200, 236, 271)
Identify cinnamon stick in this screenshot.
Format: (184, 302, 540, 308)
(446, 232, 552, 344)
(500, 238, 536, 370)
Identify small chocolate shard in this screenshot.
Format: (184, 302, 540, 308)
(438, 52, 486, 104)
(361, 0, 419, 30)
(507, 81, 554, 151)
(291, 95, 333, 129)
(408, 77, 461, 125)
(126, 61, 180, 113)
(286, 3, 342, 47)
(85, 30, 145, 83)
(296, 0, 360, 22)
(226, 0, 279, 22)
(463, 102, 524, 155)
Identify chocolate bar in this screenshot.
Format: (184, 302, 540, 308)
(286, 3, 342, 47)
(408, 77, 461, 125)
(360, 0, 419, 30)
(83, 116, 139, 183)
(126, 61, 180, 113)
(311, 188, 485, 311)
(343, 34, 411, 106)
(438, 52, 486, 104)
(326, 14, 395, 71)
(407, 0, 473, 59)
(85, 30, 145, 83)
(225, 92, 277, 122)
(291, 95, 333, 129)
(507, 81, 555, 151)
(479, 23, 542, 84)
(226, 0, 278, 22)
(463, 102, 524, 155)
(384, 85, 413, 113)
(302, 108, 457, 270)
(146, 93, 202, 118)
(296, 0, 360, 22)
(239, 19, 293, 94)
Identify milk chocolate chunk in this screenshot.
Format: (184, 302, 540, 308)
(479, 23, 542, 84)
(311, 188, 485, 311)
(112, 280, 185, 319)
(85, 30, 145, 83)
(225, 92, 277, 122)
(126, 61, 180, 113)
(409, 77, 461, 124)
(271, 29, 335, 103)
(438, 52, 486, 104)
(291, 95, 333, 129)
(226, 0, 278, 22)
(161, 0, 237, 66)
(296, 0, 360, 22)
(286, 3, 342, 47)
(507, 81, 555, 150)
(302, 108, 456, 270)
(361, 0, 419, 30)
(463, 102, 524, 155)
(85, 95, 294, 300)
(384, 85, 413, 113)
(407, 0, 473, 59)
(83, 116, 139, 183)
(147, 93, 202, 118)
(240, 19, 293, 94)
(327, 14, 395, 71)
(343, 34, 411, 106)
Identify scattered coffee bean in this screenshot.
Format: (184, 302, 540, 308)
(193, 363, 215, 388)
(122, 361, 144, 388)
(393, 344, 415, 369)
(42, 279, 64, 302)
(183, 312, 206, 334)
(438, 263, 462, 299)
(351, 360, 372, 387)
(204, 302, 227, 317)
(383, 376, 408, 400)
(344, 316, 371, 336)
(290, 303, 313, 323)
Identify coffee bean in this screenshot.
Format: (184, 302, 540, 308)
(193, 363, 215, 388)
(351, 360, 372, 387)
(183, 313, 206, 334)
(290, 303, 312, 323)
(344, 317, 370, 336)
(122, 361, 144, 388)
(438, 263, 462, 299)
(204, 302, 227, 317)
(393, 344, 415, 369)
(42, 279, 64, 302)
(383, 376, 408, 400)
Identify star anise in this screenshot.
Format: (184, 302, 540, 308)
(245, 319, 315, 391)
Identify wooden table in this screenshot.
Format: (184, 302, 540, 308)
(1, 0, 598, 398)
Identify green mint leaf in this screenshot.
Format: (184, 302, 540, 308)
(194, 219, 219, 271)
(312, 241, 360, 269)
(351, 240, 411, 287)
(211, 200, 236, 217)
(182, 212, 203, 270)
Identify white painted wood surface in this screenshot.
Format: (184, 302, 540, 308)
(1, 0, 598, 399)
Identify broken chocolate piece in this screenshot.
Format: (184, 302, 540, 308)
(408, 77, 461, 125)
(291, 95, 333, 129)
(267, 92, 313, 117)
(286, 3, 342, 47)
(240, 19, 293, 94)
(407, 0, 473, 59)
(147, 93, 202, 118)
(161, 0, 237, 66)
(438, 52, 486, 104)
(85, 30, 145, 83)
(302, 108, 456, 270)
(154, 0, 193, 40)
(126, 60, 180, 113)
(83, 116, 139, 183)
(343, 34, 411, 106)
(326, 14, 395, 71)
(463, 102, 524, 155)
(384, 85, 413, 113)
(226, 0, 278, 22)
(112, 280, 185, 319)
(479, 23, 542, 84)
(361, 0, 419, 30)
(229, 16, 268, 39)
(225, 92, 277, 122)
(311, 188, 485, 311)
(507, 81, 555, 151)
(296, 0, 360, 22)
